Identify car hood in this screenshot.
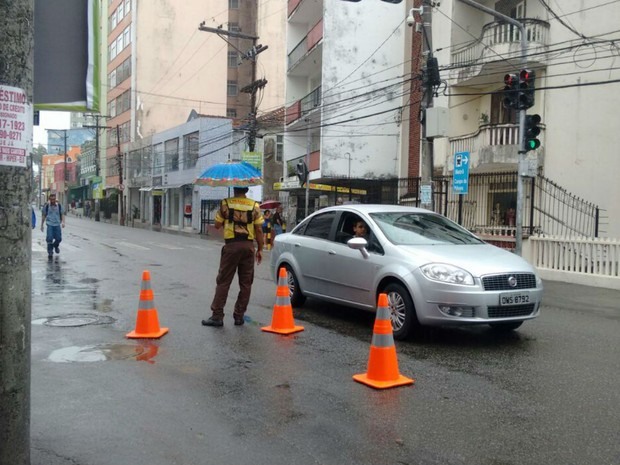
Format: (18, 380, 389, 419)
(397, 243, 535, 276)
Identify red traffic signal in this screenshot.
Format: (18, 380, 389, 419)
(503, 73, 519, 109)
(518, 69, 536, 110)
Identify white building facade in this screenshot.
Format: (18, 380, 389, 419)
(432, 0, 620, 237)
(283, 0, 410, 220)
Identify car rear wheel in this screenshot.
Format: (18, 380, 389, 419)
(489, 321, 523, 331)
(382, 283, 418, 340)
(284, 265, 306, 307)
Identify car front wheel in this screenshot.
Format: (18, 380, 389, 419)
(381, 283, 418, 340)
(284, 264, 306, 307)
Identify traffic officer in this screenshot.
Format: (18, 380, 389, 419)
(202, 186, 264, 327)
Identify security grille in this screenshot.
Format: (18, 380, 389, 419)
(488, 303, 536, 318)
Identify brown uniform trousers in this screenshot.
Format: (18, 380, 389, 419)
(210, 240, 256, 320)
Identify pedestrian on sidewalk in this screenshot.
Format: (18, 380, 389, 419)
(41, 193, 65, 260)
(202, 186, 264, 327)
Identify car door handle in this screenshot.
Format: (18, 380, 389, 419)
(328, 250, 336, 255)
(293, 243, 301, 247)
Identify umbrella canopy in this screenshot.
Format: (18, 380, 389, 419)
(194, 161, 263, 187)
(260, 200, 281, 210)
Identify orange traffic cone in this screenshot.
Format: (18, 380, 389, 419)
(126, 270, 169, 339)
(353, 293, 414, 389)
(262, 267, 304, 335)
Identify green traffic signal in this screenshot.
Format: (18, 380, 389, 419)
(524, 114, 542, 152)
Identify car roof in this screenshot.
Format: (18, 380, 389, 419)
(315, 204, 435, 215)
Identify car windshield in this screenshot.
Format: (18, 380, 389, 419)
(369, 212, 484, 245)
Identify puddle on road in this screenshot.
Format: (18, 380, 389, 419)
(48, 343, 159, 363)
(32, 257, 116, 317)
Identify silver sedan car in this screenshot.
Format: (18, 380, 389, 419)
(270, 205, 543, 340)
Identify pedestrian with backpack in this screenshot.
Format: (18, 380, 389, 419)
(41, 193, 65, 260)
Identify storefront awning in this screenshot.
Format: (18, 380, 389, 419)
(151, 183, 190, 190)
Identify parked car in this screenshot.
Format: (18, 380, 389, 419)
(270, 205, 543, 340)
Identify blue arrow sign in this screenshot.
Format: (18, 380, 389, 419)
(453, 151, 470, 194)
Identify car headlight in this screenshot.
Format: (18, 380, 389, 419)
(420, 263, 475, 285)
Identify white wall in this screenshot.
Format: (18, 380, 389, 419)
(257, 0, 287, 114)
(541, 0, 620, 237)
(135, 0, 228, 137)
(320, 0, 407, 179)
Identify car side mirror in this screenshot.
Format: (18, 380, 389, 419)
(347, 237, 369, 259)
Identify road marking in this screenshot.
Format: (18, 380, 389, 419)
(148, 242, 184, 250)
(116, 241, 150, 250)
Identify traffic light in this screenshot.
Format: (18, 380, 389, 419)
(503, 73, 519, 109)
(524, 114, 541, 151)
(518, 69, 536, 110)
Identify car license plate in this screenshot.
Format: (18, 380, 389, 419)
(499, 291, 530, 306)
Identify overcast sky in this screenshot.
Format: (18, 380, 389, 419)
(34, 111, 71, 148)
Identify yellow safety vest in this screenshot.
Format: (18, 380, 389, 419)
(216, 197, 262, 241)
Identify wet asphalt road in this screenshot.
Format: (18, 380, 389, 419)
(30, 216, 620, 465)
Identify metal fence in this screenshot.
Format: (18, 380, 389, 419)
(348, 171, 600, 237)
(199, 199, 221, 234)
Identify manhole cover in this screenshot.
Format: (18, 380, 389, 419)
(43, 313, 116, 327)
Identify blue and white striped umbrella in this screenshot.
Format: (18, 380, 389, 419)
(194, 161, 263, 187)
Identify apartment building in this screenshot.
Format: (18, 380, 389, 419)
(283, 0, 410, 222)
(104, 0, 259, 222)
(431, 0, 620, 237)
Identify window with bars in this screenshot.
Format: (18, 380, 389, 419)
(229, 0, 239, 8)
(228, 51, 239, 67)
(227, 108, 237, 118)
(227, 80, 238, 96)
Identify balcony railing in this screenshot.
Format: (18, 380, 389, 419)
(288, 0, 302, 17)
(301, 86, 321, 115)
(451, 19, 549, 68)
(286, 86, 322, 126)
(287, 19, 323, 70)
(450, 123, 522, 155)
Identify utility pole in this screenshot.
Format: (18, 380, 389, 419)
(457, 0, 527, 255)
(0, 0, 33, 463)
(198, 23, 268, 151)
(116, 124, 125, 226)
(84, 114, 109, 222)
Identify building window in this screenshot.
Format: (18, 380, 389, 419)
(123, 26, 131, 49)
(229, 0, 239, 8)
(165, 138, 179, 172)
(125, 0, 131, 14)
(109, 99, 116, 118)
(228, 22, 240, 33)
(276, 135, 284, 162)
(226, 109, 237, 118)
(227, 80, 238, 96)
(109, 69, 117, 88)
(183, 132, 199, 169)
(228, 51, 239, 68)
(118, 1, 124, 20)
